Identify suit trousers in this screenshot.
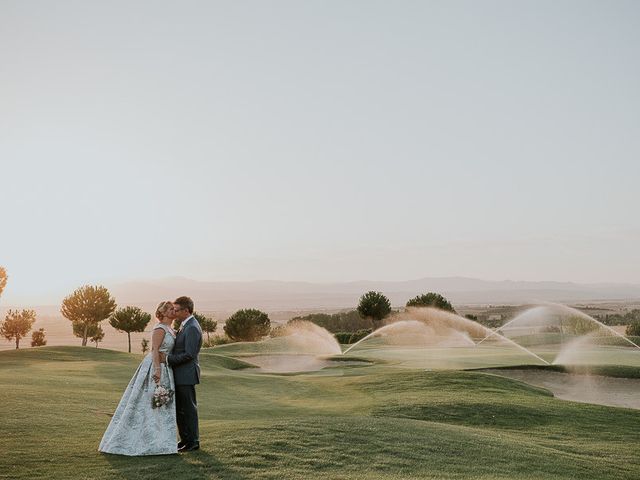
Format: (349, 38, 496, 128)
(175, 384, 199, 444)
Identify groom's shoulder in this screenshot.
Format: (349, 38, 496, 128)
(187, 318, 202, 332)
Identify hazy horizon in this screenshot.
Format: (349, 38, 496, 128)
(2, 1, 639, 305)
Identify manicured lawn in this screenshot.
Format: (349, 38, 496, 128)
(1, 346, 639, 479)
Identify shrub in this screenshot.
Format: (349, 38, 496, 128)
(31, 328, 47, 347)
(289, 310, 373, 333)
(206, 335, 233, 347)
(334, 329, 373, 344)
(349, 328, 373, 344)
(334, 332, 352, 344)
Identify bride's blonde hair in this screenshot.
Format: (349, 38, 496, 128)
(155, 301, 173, 320)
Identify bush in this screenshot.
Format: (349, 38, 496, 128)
(626, 320, 640, 337)
(334, 332, 352, 344)
(349, 329, 373, 344)
(31, 328, 47, 347)
(223, 309, 271, 342)
(204, 336, 233, 347)
(289, 310, 372, 333)
(406, 292, 456, 313)
(334, 329, 373, 344)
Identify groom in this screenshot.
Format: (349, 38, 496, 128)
(163, 296, 203, 452)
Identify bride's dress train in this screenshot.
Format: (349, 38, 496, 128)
(99, 323, 177, 455)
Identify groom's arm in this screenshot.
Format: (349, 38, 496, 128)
(167, 327, 202, 367)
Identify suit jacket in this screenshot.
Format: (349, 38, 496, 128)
(168, 316, 203, 385)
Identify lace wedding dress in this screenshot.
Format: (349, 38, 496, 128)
(99, 323, 177, 455)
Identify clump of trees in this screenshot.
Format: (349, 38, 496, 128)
(197, 313, 217, 343)
(595, 309, 640, 326)
(61, 285, 116, 346)
(624, 309, 640, 334)
(357, 291, 392, 328)
(334, 329, 373, 345)
(562, 316, 599, 335)
(110, 306, 151, 353)
(1, 309, 36, 349)
(71, 322, 100, 345)
(224, 309, 270, 342)
(31, 328, 47, 347)
(406, 292, 456, 313)
(290, 310, 372, 333)
(626, 318, 640, 337)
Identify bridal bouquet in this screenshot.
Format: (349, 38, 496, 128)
(152, 385, 174, 409)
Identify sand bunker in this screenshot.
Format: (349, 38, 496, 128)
(242, 354, 370, 373)
(483, 369, 640, 410)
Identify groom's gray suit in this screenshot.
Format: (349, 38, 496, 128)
(167, 315, 203, 446)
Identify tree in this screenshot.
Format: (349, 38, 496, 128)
(174, 312, 217, 337)
(224, 309, 271, 342)
(562, 316, 598, 336)
(1, 309, 36, 349)
(31, 328, 47, 347)
(0, 266, 7, 299)
(141, 338, 150, 354)
(109, 306, 151, 353)
(72, 321, 98, 342)
(90, 325, 105, 348)
(61, 285, 116, 346)
(357, 291, 391, 328)
(626, 320, 640, 337)
(406, 292, 456, 313)
(197, 313, 217, 343)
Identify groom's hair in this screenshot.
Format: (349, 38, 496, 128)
(174, 296, 194, 314)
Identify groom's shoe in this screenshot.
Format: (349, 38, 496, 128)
(179, 442, 200, 452)
(177, 441, 186, 450)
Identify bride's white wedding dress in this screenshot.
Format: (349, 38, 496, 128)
(99, 323, 177, 455)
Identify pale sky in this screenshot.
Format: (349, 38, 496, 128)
(2, 1, 640, 304)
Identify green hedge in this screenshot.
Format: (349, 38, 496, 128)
(335, 329, 373, 344)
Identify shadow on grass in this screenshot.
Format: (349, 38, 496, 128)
(104, 448, 247, 480)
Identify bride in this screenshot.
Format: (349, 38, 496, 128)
(99, 301, 178, 455)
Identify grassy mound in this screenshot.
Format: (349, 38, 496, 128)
(1, 346, 639, 479)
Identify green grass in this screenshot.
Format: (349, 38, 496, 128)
(1, 346, 639, 479)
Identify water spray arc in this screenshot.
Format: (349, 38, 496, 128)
(342, 307, 550, 365)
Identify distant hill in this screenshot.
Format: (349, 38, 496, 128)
(105, 276, 640, 311)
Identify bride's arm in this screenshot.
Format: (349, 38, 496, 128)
(151, 328, 166, 384)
